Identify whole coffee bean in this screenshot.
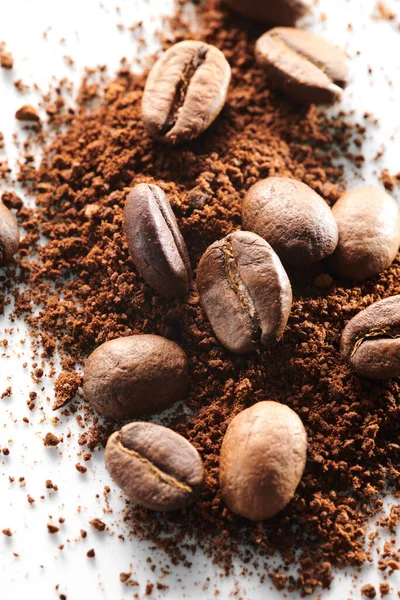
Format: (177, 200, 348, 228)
(220, 401, 307, 521)
(224, 0, 312, 25)
(83, 335, 188, 420)
(341, 296, 400, 380)
(197, 231, 292, 354)
(242, 177, 338, 267)
(330, 187, 400, 281)
(105, 422, 204, 511)
(142, 40, 231, 144)
(255, 28, 348, 105)
(124, 183, 191, 297)
(0, 202, 19, 265)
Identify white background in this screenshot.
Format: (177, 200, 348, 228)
(1, 1, 400, 599)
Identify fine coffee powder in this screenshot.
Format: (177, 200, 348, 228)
(3, 0, 400, 596)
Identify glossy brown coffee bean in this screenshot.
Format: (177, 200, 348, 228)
(224, 0, 312, 25)
(197, 231, 292, 354)
(83, 335, 188, 420)
(242, 177, 338, 267)
(220, 401, 307, 521)
(142, 40, 231, 143)
(255, 28, 348, 105)
(341, 296, 400, 380)
(0, 202, 19, 265)
(330, 187, 400, 282)
(105, 422, 204, 511)
(124, 183, 191, 297)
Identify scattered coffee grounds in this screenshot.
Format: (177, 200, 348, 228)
(3, 0, 399, 596)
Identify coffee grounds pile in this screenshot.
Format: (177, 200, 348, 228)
(3, 0, 400, 595)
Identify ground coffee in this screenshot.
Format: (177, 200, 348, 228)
(3, 0, 399, 596)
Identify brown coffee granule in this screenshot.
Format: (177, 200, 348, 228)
(2, 448, 10, 456)
(1, 386, 12, 399)
(89, 518, 106, 532)
(15, 105, 40, 122)
(75, 463, 87, 474)
(379, 583, 391, 596)
(86, 548, 95, 558)
(2, 528, 12, 537)
(80, 529, 87, 538)
(53, 372, 81, 410)
(47, 524, 60, 534)
(0, 50, 13, 70)
(120, 572, 132, 583)
(380, 168, 400, 191)
(43, 432, 61, 446)
(145, 583, 154, 596)
(45, 479, 58, 491)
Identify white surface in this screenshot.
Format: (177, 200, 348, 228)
(0, 1, 399, 599)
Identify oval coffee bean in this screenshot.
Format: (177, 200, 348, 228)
(255, 27, 348, 105)
(124, 183, 191, 297)
(220, 401, 307, 521)
(330, 187, 400, 281)
(142, 40, 231, 144)
(197, 231, 292, 354)
(0, 202, 19, 265)
(83, 335, 189, 420)
(341, 296, 400, 380)
(105, 422, 204, 511)
(242, 177, 338, 267)
(224, 0, 312, 25)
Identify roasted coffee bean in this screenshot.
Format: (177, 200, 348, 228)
(124, 183, 191, 297)
(142, 40, 231, 143)
(224, 0, 312, 25)
(83, 335, 188, 420)
(105, 422, 204, 511)
(330, 186, 400, 281)
(341, 296, 400, 380)
(197, 231, 292, 354)
(220, 401, 307, 521)
(242, 177, 338, 267)
(0, 202, 19, 265)
(255, 27, 348, 105)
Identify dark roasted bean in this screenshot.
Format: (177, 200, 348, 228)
(83, 335, 188, 419)
(255, 27, 348, 105)
(330, 186, 400, 281)
(242, 177, 338, 267)
(124, 183, 191, 297)
(224, 0, 312, 25)
(142, 40, 231, 143)
(0, 202, 19, 265)
(220, 401, 307, 520)
(341, 296, 400, 380)
(197, 231, 292, 354)
(105, 422, 204, 511)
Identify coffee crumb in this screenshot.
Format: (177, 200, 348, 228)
(2, 528, 12, 537)
(15, 104, 40, 122)
(120, 572, 132, 583)
(86, 548, 95, 558)
(43, 432, 61, 447)
(47, 524, 60, 534)
(0, 51, 13, 70)
(45, 479, 58, 491)
(75, 463, 87, 474)
(89, 518, 106, 532)
(379, 583, 391, 596)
